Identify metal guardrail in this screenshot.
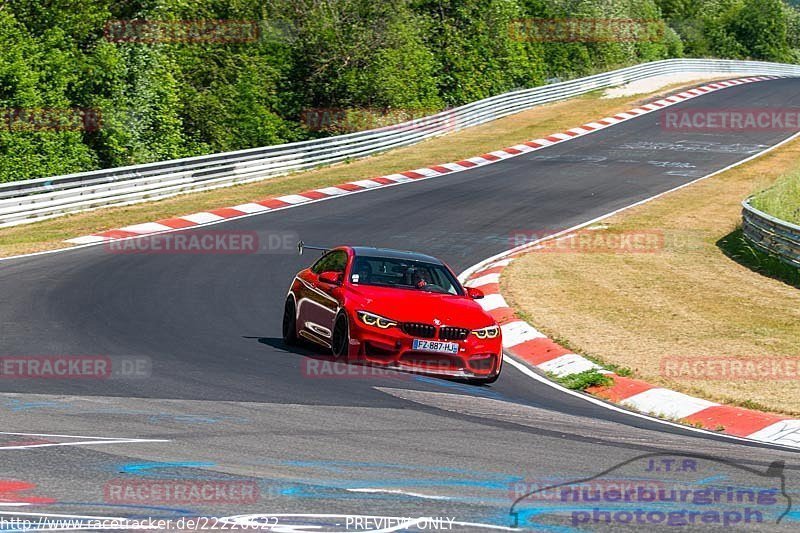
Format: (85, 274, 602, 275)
(4, 58, 800, 227)
(742, 198, 800, 268)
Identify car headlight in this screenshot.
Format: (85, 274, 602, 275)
(357, 311, 398, 329)
(472, 325, 500, 339)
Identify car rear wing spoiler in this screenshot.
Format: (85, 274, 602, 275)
(297, 240, 330, 256)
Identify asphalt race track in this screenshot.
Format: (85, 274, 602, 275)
(2, 79, 800, 531)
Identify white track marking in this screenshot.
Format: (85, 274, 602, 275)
(476, 293, 508, 312)
(276, 194, 312, 204)
(118, 222, 173, 234)
(346, 488, 452, 500)
(315, 186, 352, 196)
(232, 202, 271, 213)
(411, 167, 441, 177)
(63, 235, 108, 245)
(463, 272, 500, 287)
(500, 320, 545, 347)
(0, 431, 168, 450)
(620, 388, 718, 419)
(537, 353, 601, 377)
(180, 212, 224, 224)
(349, 179, 384, 188)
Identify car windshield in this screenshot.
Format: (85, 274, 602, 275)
(350, 255, 463, 295)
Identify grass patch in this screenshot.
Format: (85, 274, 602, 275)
(0, 77, 731, 259)
(751, 169, 800, 225)
(718, 228, 800, 288)
(503, 133, 800, 416)
(551, 369, 614, 391)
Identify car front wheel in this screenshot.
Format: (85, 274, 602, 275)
(282, 297, 298, 346)
(331, 313, 350, 360)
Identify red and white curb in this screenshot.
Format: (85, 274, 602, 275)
(462, 246, 800, 449)
(65, 76, 780, 245)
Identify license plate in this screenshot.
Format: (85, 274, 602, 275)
(412, 339, 459, 354)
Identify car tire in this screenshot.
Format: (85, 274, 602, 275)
(331, 313, 350, 360)
(282, 297, 298, 346)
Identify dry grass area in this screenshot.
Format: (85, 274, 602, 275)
(0, 78, 726, 258)
(503, 136, 800, 416)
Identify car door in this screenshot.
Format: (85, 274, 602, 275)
(297, 250, 347, 345)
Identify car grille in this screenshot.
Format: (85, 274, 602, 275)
(401, 322, 436, 338)
(438, 326, 469, 340)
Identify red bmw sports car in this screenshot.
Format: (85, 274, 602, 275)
(283, 244, 503, 383)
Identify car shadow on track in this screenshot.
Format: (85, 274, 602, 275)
(244, 336, 336, 361)
(244, 335, 469, 385)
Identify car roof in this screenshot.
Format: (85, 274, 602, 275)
(349, 246, 444, 265)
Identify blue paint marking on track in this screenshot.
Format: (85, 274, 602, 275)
(119, 461, 216, 474)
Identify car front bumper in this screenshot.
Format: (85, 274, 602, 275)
(347, 321, 503, 379)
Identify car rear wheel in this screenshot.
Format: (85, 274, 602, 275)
(282, 297, 298, 346)
(331, 313, 349, 360)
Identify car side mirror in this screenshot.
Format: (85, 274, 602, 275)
(319, 271, 342, 285)
(467, 287, 484, 299)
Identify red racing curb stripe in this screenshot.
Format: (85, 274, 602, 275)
(586, 376, 655, 403)
(683, 406, 787, 437)
(257, 199, 290, 209)
(488, 307, 517, 323)
(456, 160, 477, 167)
(336, 182, 366, 191)
(429, 165, 453, 173)
(97, 229, 139, 239)
(297, 190, 329, 200)
(157, 217, 198, 229)
(209, 207, 246, 218)
(509, 338, 572, 365)
(480, 153, 501, 161)
(401, 171, 425, 179)
(473, 282, 500, 294)
(474, 266, 506, 277)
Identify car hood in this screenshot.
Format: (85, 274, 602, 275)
(347, 284, 495, 329)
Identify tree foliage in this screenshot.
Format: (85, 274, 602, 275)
(1, 0, 799, 182)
